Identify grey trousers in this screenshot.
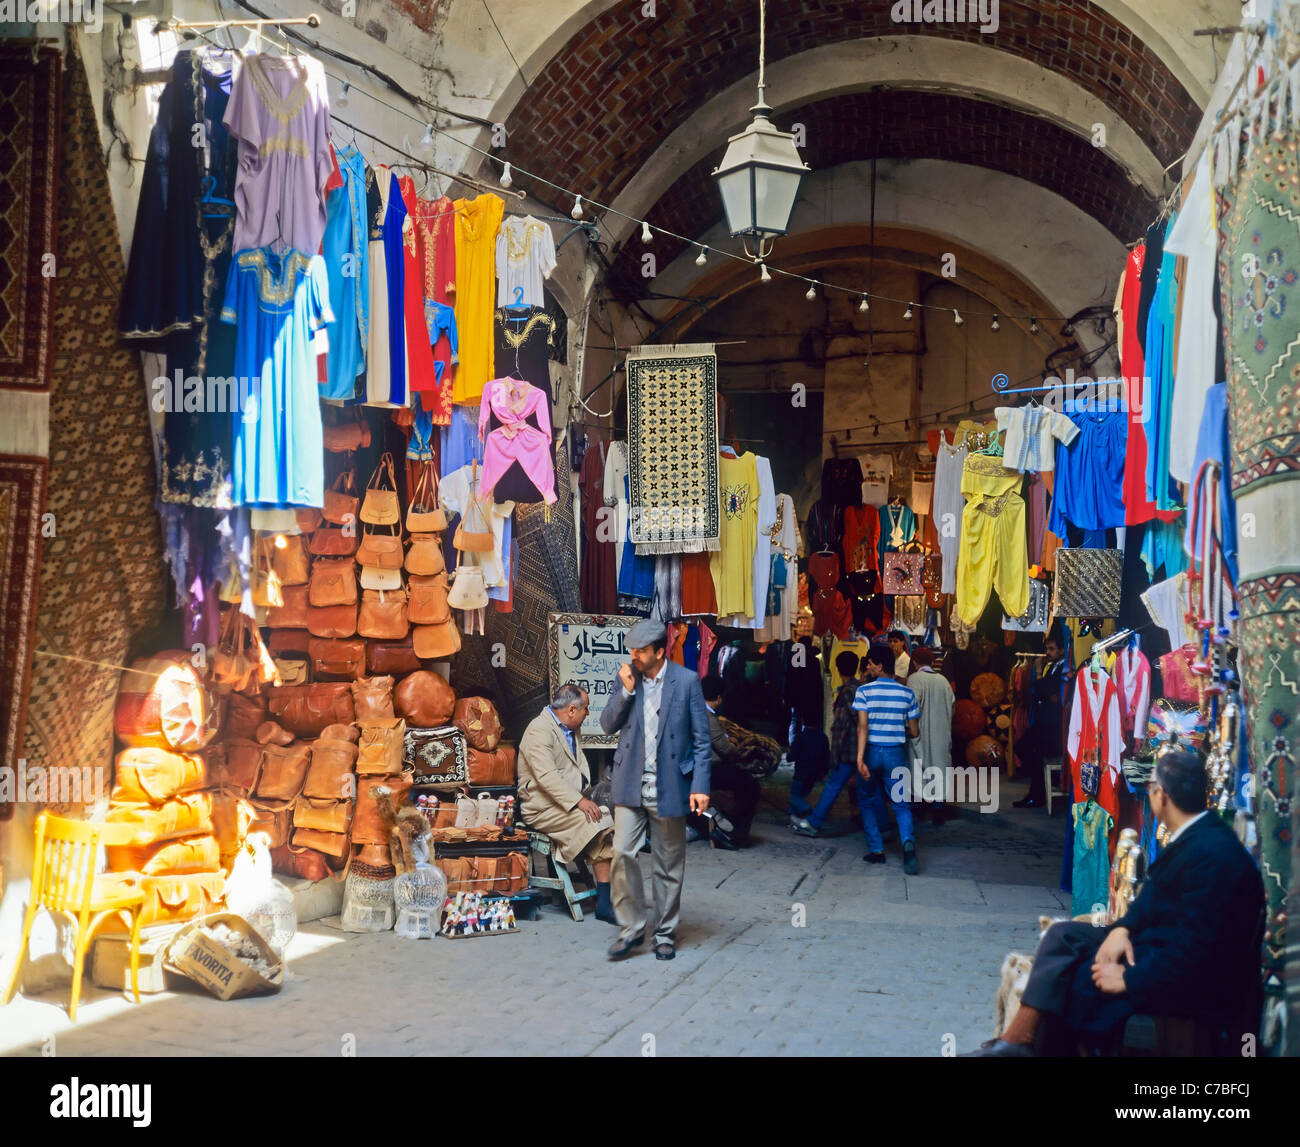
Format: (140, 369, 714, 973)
(612, 802, 686, 946)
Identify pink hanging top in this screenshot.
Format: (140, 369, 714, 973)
(478, 377, 556, 504)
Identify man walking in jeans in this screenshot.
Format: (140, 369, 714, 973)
(854, 645, 921, 873)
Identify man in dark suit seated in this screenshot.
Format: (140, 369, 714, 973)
(965, 749, 1265, 1056)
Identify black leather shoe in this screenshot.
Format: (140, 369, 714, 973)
(1012, 797, 1043, 809)
(862, 852, 886, 864)
(957, 1038, 1036, 1057)
(654, 943, 676, 961)
(607, 932, 645, 960)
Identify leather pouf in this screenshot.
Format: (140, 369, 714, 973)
(393, 669, 456, 727)
(965, 734, 1005, 769)
(969, 672, 1007, 709)
(453, 695, 503, 751)
(952, 699, 986, 742)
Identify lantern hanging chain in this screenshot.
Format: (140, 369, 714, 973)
(154, 8, 1073, 323)
(757, 0, 766, 100)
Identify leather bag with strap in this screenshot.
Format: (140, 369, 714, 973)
(406, 461, 448, 533)
(308, 637, 366, 681)
(309, 557, 358, 607)
(405, 532, 445, 576)
(272, 533, 312, 586)
(356, 523, 405, 569)
(323, 469, 360, 526)
(360, 452, 401, 526)
(358, 587, 409, 640)
(408, 572, 451, 625)
(452, 462, 494, 552)
(267, 682, 356, 738)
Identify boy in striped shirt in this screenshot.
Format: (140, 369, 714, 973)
(854, 644, 921, 873)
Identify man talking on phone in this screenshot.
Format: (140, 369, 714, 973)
(600, 618, 712, 962)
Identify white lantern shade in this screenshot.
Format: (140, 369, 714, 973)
(712, 109, 809, 240)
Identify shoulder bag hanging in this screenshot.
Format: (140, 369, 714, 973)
(452, 461, 495, 553)
(360, 452, 401, 526)
(356, 521, 405, 570)
(323, 468, 360, 526)
(447, 553, 490, 611)
(407, 461, 448, 533)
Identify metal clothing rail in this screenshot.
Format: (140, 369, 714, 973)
(158, 14, 322, 32)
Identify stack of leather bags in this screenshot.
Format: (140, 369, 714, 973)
(453, 696, 515, 786)
(349, 675, 413, 870)
(405, 459, 461, 659)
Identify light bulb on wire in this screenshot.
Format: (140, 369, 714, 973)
(1030, 317, 1039, 335)
(991, 314, 1000, 331)
(859, 295, 870, 313)
(421, 122, 433, 148)
(805, 284, 817, 301)
(641, 221, 653, 244)
(903, 302, 913, 320)
(695, 247, 707, 266)
(760, 263, 772, 284)
(953, 309, 964, 326)
(571, 195, 584, 220)
(499, 162, 513, 189)
(338, 82, 350, 109)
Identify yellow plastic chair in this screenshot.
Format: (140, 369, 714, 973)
(2, 811, 146, 1021)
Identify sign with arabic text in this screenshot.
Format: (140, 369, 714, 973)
(547, 613, 641, 747)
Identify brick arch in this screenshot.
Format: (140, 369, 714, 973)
(495, 1, 1200, 218)
(601, 90, 1155, 300)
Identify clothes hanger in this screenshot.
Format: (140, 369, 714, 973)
(504, 286, 531, 316)
(200, 173, 235, 217)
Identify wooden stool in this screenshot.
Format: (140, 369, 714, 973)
(523, 829, 597, 922)
(1044, 757, 1067, 815)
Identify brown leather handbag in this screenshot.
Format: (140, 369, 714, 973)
(272, 534, 312, 586)
(467, 744, 516, 786)
(212, 739, 262, 791)
(306, 603, 358, 639)
(111, 747, 208, 804)
(351, 675, 396, 723)
(266, 627, 311, 657)
(358, 588, 409, 640)
(290, 826, 350, 858)
(360, 453, 400, 526)
(293, 795, 354, 834)
(406, 462, 448, 533)
(452, 465, 494, 552)
(393, 669, 457, 726)
(252, 538, 284, 608)
(267, 682, 356, 738)
(266, 583, 310, 628)
(367, 637, 421, 676)
(356, 717, 407, 775)
(247, 797, 294, 848)
(413, 620, 461, 660)
(252, 742, 313, 801)
(302, 737, 359, 800)
(273, 658, 309, 686)
(407, 572, 451, 625)
(453, 695, 504, 751)
(323, 406, 371, 453)
(224, 694, 268, 742)
(271, 843, 335, 882)
(323, 469, 360, 526)
(351, 772, 414, 844)
(405, 533, 445, 576)
(308, 637, 365, 681)
(309, 524, 359, 557)
(309, 557, 357, 607)
(356, 524, 404, 569)
(296, 506, 323, 533)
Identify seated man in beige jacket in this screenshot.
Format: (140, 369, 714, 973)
(516, 684, 617, 923)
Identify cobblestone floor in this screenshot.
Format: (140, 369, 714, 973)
(1, 771, 1069, 1057)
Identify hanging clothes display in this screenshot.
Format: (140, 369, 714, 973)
(757, 492, 799, 642)
(994, 404, 1078, 473)
(1071, 800, 1114, 917)
(1047, 407, 1128, 537)
(414, 193, 456, 307)
(477, 377, 556, 505)
(1184, 382, 1236, 582)
(224, 52, 333, 258)
(932, 435, 967, 593)
(842, 503, 880, 573)
(495, 215, 557, 307)
(221, 247, 332, 508)
(857, 452, 892, 507)
(121, 49, 239, 509)
(319, 142, 369, 402)
(710, 451, 760, 617)
(397, 175, 439, 397)
(681, 551, 719, 615)
(1112, 644, 1151, 749)
(725, 455, 775, 628)
(954, 452, 1029, 626)
(1067, 662, 1121, 832)
(1142, 214, 1182, 512)
(578, 435, 618, 613)
(452, 193, 505, 403)
(877, 500, 916, 566)
(364, 165, 396, 405)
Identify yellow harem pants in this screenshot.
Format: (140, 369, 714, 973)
(955, 492, 1030, 626)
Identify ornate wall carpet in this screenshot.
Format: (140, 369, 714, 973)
(626, 344, 720, 555)
(0, 456, 46, 816)
(0, 46, 61, 393)
(21, 45, 166, 804)
(480, 451, 580, 738)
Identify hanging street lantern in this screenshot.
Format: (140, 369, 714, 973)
(710, 0, 810, 261)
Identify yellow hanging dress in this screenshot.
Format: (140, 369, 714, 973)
(452, 193, 505, 403)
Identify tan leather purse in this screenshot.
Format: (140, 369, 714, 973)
(351, 675, 396, 723)
(351, 773, 414, 843)
(323, 469, 360, 526)
(356, 524, 404, 569)
(323, 406, 371, 453)
(309, 557, 358, 607)
(272, 533, 312, 586)
(406, 462, 448, 533)
(360, 452, 400, 525)
(252, 742, 313, 801)
(359, 564, 404, 591)
(252, 537, 284, 608)
(267, 583, 311, 628)
(447, 561, 489, 611)
(452, 462, 494, 552)
(293, 795, 354, 834)
(407, 572, 451, 625)
(306, 603, 358, 639)
(296, 507, 323, 533)
(291, 826, 350, 858)
(308, 637, 366, 680)
(212, 607, 257, 693)
(309, 524, 359, 557)
(405, 533, 445, 576)
(267, 682, 356, 738)
(357, 588, 409, 640)
(302, 737, 359, 800)
(356, 717, 407, 775)
(366, 637, 422, 676)
(412, 620, 461, 660)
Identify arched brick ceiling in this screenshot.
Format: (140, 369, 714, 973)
(601, 90, 1155, 299)
(498, 0, 1200, 215)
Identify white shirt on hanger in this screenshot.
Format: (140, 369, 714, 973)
(495, 216, 557, 307)
(858, 451, 893, 507)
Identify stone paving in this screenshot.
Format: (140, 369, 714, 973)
(1, 771, 1069, 1057)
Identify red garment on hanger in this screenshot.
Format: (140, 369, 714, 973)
(842, 505, 880, 573)
(681, 552, 718, 614)
(397, 176, 439, 394)
(1067, 665, 1121, 849)
(698, 624, 719, 679)
(1112, 646, 1151, 749)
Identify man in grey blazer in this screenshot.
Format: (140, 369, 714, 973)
(600, 618, 712, 961)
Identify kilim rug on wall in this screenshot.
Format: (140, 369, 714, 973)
(452, 448, 580, 739)
(21, 44, 166, 805)
(0, 456, 46, 817)
(0, 46, 60, 393)
(626, 344, 720, 555)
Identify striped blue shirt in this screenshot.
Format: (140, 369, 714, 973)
(852, 679, 920, 745)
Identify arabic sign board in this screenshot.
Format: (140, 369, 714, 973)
(547, 613, 640, 747)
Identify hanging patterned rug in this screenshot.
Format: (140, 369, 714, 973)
(626, 343, 720, 554)
(0, 46, 60, 394)
(21, 43, 165, 799)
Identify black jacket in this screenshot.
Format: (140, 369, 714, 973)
(1114, 813, 1264, 1017)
